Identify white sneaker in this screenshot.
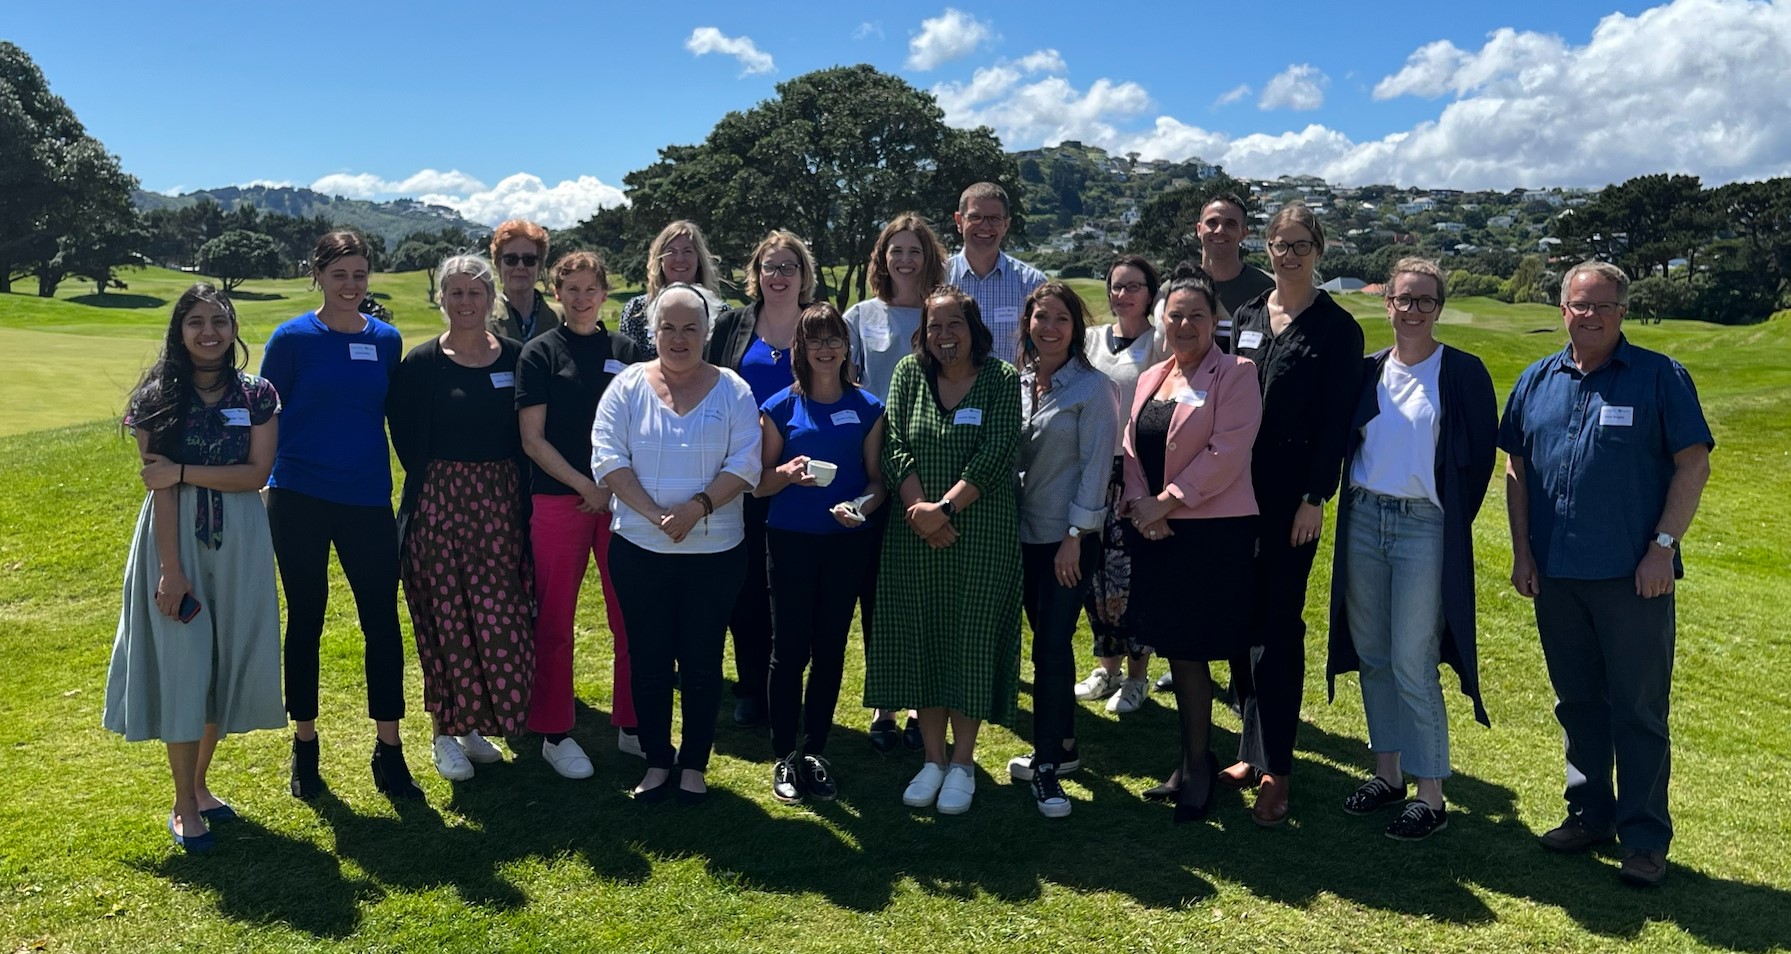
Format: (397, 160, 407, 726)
(1107, 678, 1149, 714)
(902, 762, 948, 808)
(1073, 666, 1124, 701)
(542, 738, 594, 779)
(936, 763, 976, 815)
(617, 728, 644, 759)
(431, 735, 474, 781)
(457, 731, 504, 763)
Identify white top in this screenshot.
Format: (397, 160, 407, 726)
(844, 298, 922, 401)
(1350, 347, 1444, 506)
(591, 363, 763, 554)
(1084, 322, 1169, 455)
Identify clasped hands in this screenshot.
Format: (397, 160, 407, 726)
(1121, 494, 1174, 542)
(905, 500, 958, 549)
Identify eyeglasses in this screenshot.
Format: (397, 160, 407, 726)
(659, 248, 696, 260)
(1267, 240, 1316, 256)
(1109, 282, 1147, 296)
(962, 213, 1008, 227)
(803, 336, 846, 350)
(1564, 301, 1626, 317)
(1390, 295, 1441, 314)
(759, 261, 801, 277)
(500, 253, 540, 268)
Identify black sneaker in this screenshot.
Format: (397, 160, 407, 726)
(1342, 776, 1408, 815)
(1385, 800, 1448, 840)
(1007, 746, 1082, 781)
(799, 755, 837, 801)
(1031, 763, 1072, 818)
(771, 753, 805, 805)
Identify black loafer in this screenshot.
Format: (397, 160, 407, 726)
(868, 718, 900, 754)
(901, 716, 924, 750)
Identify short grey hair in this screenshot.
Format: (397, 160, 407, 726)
(647, 282, 720, 338)
(1559, 259, 1629, 304)
(436, 253, 496, 321)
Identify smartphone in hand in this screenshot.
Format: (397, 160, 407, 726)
(178, 593, 202, 623)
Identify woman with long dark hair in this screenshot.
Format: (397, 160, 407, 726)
(261, 230, 423, 800)
(107, 284, 287, 851)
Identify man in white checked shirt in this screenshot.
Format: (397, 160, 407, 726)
(946, 182, 1046, 364)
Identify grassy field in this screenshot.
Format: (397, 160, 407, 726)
(1, 275, 1789, 952)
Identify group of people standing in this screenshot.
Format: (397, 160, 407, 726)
(104, 183, 1711, 889)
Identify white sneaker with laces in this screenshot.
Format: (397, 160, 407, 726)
(1073, 666, 1123, 701)
(457, 731, 504, 763)
(617, 728, 644, 759)
(903, 762, 948, 808)
(542, 738, 594, 779)
(936, 763, 976, 815)
(432, 735, 474, 781)
(1107, 678, 1149, 714)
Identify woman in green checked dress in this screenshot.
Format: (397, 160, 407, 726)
(867, 285, 1022, 816)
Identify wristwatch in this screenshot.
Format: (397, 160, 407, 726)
(1301, 492, 1326, 507)
(1652, 531, 1677, 550)
(940, 498, 957, 519)
(1067, 526, 1083, 539)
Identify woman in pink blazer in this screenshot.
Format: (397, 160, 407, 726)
(1121, 263, 1263, 823)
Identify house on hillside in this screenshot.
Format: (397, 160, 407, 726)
(1320, 277, 1367, 292)
(1397, 198, 1438, 214)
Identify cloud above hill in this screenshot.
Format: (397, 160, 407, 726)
(308, 169, 626, 229)
(932, 0, 1791, 188)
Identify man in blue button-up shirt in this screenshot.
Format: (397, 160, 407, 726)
(1498, 260, 1713, 888)
(946, 182, 1045, 366)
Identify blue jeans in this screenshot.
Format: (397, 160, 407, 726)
(1343, 490, 1450, 780)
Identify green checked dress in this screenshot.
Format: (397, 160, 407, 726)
(865, 355, 1022, 722)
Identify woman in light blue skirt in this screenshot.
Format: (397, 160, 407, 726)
(105, 284, 287, 854)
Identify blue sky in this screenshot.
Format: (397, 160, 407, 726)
(9, 0, 1789, 226)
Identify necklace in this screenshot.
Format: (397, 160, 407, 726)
(193, 374, 228, 394)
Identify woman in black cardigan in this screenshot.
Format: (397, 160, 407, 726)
(1224, 203, 1365, 826)
(1325, 258, 1497, 839)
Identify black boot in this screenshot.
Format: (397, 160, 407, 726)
(290, 735, 324, 800)
(370, 739, 425, 800)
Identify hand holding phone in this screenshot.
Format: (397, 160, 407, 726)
(177, 593, 202, 624)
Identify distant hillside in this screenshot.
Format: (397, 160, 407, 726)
(132, 186, 485, 247)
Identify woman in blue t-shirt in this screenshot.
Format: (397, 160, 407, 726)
(260, 231, 423, 801)
(753, 302, 887, 805)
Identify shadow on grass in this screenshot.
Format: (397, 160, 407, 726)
(224, 291, 288, 301)
(67, 293, 168, 309)
(137, 816, 375, 938)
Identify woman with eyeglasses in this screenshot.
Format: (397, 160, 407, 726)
(1323, 257, 1496, 840)
(1224, 203, 1365, 826)
(704, 230, 817, 728)
(845, 212, 949, 753)
(754, 301, 887, 804)
(489, 219, 562, 342)
(1073, 256, 1169, 717)
(619, 220, 725, 359)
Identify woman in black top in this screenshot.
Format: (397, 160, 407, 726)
(1223, 203, 1365, 826)
(388, 253, 535, 784)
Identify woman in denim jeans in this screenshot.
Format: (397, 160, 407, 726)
(1325, 258, 1497, 840)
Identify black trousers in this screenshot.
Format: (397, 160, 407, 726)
(266, 487, 407, 723)
(1231, 496, 1320, 776)
(728, 494, 773, 703)
(1022, 539, 1100, 765)
(609, 536, 745, 772)
(766, 528, 875, 757)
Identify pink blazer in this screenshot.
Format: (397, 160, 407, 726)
(1121, 346, 1262, 519)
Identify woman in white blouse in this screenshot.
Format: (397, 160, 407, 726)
(591, 284, 763, 805)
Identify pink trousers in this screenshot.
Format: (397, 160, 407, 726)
(527, 493, 634, 732)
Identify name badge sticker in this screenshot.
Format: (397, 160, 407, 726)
(1236, 330, 1265, 351)
(490, 371, 515, 388)
(603, 359, 625, 374)
(830, 409, 861, 426)
(1173, 388, 1208, 408)
(863, 313, 890, 350)
(954, 407, 983, 426)
(348, 343, 379, 361)
(219, 407, 251, 426)
(991, 306, 1019, 326)
(1599, 405, 1635, 427)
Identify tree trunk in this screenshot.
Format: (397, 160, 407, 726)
(37, 271, 60, 297)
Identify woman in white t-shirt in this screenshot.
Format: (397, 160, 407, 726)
(1326, 258, 1497, 841)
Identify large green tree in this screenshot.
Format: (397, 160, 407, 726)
(1127, 172, 1254, 267)
(1556, 173, 1711, 281)
(197, 230, 283, 292)
(621, 65, 1016, 308)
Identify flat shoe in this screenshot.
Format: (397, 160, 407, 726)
(1252, 773, 1290, 827)
(632, 776, 674, 804)
(868, 718, 900, 754)
(901, 716, 924, 751)
(198, 802, 238, 824)
(168, 813, 214, 855)
(1141, 782, 1181, 803)
(1217, 760, 1263, 790)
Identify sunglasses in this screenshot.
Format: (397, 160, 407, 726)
(500, 253, 541, 268)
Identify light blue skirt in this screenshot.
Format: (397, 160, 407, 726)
(103, 486, 287, 742)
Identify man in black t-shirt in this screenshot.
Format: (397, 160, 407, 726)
(1199, 193, 1274, 351)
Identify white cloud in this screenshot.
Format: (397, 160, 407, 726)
(936, 0, 1791, 190)
(238, 178, 294, 189)
(685, 27, 775, 76)
(1213, 84, 1252, 108)
(907, 8, 993, 71)
(1258, 64, 1328, 110)
(853, 21, 884, 40)
(306, 169, 625, 228)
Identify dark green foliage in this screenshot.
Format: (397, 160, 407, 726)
(197, 230, 285, 292)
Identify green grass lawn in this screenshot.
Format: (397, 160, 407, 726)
(2, 282, 1789, 952)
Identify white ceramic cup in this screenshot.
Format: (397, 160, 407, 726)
(806, 459, 838, 487)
